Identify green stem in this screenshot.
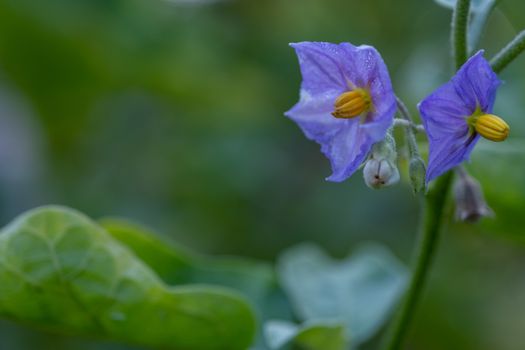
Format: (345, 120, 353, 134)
(382, 172, 454, 350)
(490, 30, 525, 73)
(396, 97, 420, 158)
(383, 1, 469, 347)
(452, 0, 471, 69)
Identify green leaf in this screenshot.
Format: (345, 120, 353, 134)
(293, 323, 347, 350)
(100, 218, 294, 349)
(0, 206, 256, 350)
(277, 243, 408, 345)
(100, 218, 294, 320)
(99, 219, 195, 285)
(264, 320, 347, 350)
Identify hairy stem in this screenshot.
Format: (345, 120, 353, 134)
(452, 0, 471, 69)
(490, 30, 525, 73)
(396, 97, 420, 157)
(383, 1, 471, 347)
(382, 172, 454, 350)
(393, 119, 425, 133)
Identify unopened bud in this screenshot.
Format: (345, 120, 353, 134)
(363, 158, 400, 189)
(363, 133, 400, 189)
(409, 156, 426, 193)
(454, 170, 494, 223)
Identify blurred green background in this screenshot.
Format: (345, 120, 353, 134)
(0, 0, 525, 349)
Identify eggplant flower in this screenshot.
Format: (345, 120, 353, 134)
(285, 42, 397, 182)
(418, 51, 509, 182)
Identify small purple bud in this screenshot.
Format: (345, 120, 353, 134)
(453, 169, 494, 223)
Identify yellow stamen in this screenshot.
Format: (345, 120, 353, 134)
(473, 114, 510, 142)
(332, 88, 371, 119)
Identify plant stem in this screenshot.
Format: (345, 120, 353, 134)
(382, 171, 454, 350)
(490, 30, 525, 73)
(396, 97, 420, 157)
(383, 1, 470, 347)
(393, 119, 425, 133)
(452, 0, 471, 69)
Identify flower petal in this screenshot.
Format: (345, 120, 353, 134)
(453, 51, 500, 113)
(339, 44, 390, 91)
(426, 131, 479, 182)
(285, 90, 344, 143)
(323, 121, 373, 182)
(290, 42, 349, 98)
(418, 83, 471, 142)
(353, 45, 397, 140)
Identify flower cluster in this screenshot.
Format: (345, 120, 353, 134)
(286, 42, 510, 189)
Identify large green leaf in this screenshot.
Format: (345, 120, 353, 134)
(100, 218, 284, 310)
(264, 320, 348, 350)
(100, 218, 294, 349)
(0, 206, 256, 350)
(99, 219, 195, 285)
(277, 243, 408, 345)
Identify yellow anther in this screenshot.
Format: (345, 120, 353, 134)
(332, 88, 371, 119)
(474, 114, 510, 142)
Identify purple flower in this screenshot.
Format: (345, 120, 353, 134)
(418, 51, 508, 183)
(285, 42, 397, 182)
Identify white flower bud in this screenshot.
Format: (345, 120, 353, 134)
(362, 132, 400, 189)
(363, 158, 400, 189)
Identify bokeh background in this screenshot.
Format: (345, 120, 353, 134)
(0, 0, 525, 349)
